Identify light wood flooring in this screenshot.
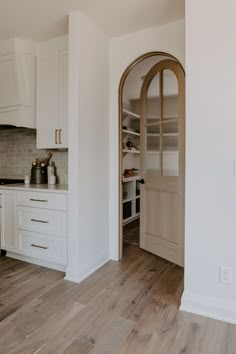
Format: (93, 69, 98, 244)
(0, 245, 235, 353)
(123, 219, 140, 245)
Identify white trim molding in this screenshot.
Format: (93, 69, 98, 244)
(7, 252, 66, 272)
(109, 20, 185, 261)
(180, 291, 236, 325)
(65, 249, 110, 283)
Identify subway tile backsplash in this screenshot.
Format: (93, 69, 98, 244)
(0, 128, 68, 184)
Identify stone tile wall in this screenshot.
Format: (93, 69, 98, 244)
(0, 128, 68, 184)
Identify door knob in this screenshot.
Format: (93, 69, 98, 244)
(139, 179, 145, 184)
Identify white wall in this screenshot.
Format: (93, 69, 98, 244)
(181, 0, 236, 324)
(66, 12, 110, 282)
(109, 20, 185, 259)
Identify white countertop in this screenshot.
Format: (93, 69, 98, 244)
(0, 184, 68, 194)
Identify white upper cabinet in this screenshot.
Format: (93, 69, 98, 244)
(37, 36, 68, 149)
(0, 39, 36, 128)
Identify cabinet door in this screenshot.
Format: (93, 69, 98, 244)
(37, 54, 60, 149)
(1, 190, 17, 252)
(37, 46, 68, 149)
(0, 53, 19, 109)
(59, 50, 68, 148)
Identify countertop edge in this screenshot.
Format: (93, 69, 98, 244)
(0, 184, 68, 194)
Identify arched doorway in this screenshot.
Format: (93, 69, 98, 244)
(119, 52, 185, 263)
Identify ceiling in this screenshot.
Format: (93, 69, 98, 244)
(0, 0, 184, 41)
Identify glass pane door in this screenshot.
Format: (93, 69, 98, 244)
(145, 72, 161, 174)
(144, 68, 180, 177)
(162, 69, 179, 176)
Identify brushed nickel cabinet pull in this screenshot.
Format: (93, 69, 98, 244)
(55, 129, 58, 144)
(30, 199, 48, 202)
(31, 219, 49, 224)
(31, 244, 48, 250)
(58, 129, 62, 144)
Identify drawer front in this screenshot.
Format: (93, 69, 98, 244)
(18, 230, 67, 265)
(17, 207, 67, 238)
(16, 191, 67, 211)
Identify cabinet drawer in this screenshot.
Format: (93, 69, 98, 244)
(16, 191, 67, 211)
(18, 230, 67, 265)
(17, 207, 67, 238)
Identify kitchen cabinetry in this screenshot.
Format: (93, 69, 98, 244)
(0, 187, 68, 271)
(0, 39, 36, 128)
(37, 36, 68, 149)
(0, 190, 17, 252)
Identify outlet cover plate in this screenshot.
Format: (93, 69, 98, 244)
(220, 265, 233, 284)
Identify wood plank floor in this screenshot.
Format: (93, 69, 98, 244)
(0, 245, 235, 353)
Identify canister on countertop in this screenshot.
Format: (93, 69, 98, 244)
(30, 153, 54, 184)
(31, 166, 47, 184)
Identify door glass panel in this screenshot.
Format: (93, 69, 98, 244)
(163, 121, 178, 133)
(162, 121, 179, 176)
(162, 69, 179, 176)
(147, 73, 160, 122)
(163, 151, 179, 176)
(163, 122, 178, 151)
(146, 124, 160, 174)
(143, 67, 180, 177)
(163, 70, 178, 120)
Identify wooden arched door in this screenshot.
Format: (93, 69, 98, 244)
(140, 59, 185, 266)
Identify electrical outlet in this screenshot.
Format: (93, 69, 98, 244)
(220, 266, 233, 284)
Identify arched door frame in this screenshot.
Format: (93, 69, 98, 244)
(118, 52, 185, 259)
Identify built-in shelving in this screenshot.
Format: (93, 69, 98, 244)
(123, 213, 140, 225)
(123, 197, 133, 204)
(122, 149, 140, 154)
(122, 129, 140, 137)
(123, 176, 140, 182)
(122, 106, 141, 226)
(147, 149, 178, 154)
(122, 177, 141, 225)
(147, 133, 178, 137)
(122, 109, 140, 119)
(123, 195, 140, 204)
(146, 115, 178, 121)
(123, 110, 178, 121)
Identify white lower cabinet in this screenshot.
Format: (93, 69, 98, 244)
(0, 190, 17, 252)
(18, 230, 67, 266)
(16, 190, 67, 211)
(17, 206, 67, 237)
(0, 189, 68, 271)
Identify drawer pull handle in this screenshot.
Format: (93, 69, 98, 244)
(30, 199, 48, 203)
(31, 219, 49, 224)
(31, 243, 48, 250)
(55, 129, 58, 144)
(58, 129, 62, 144)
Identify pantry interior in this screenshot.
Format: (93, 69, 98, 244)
(120, 54, 180, 254)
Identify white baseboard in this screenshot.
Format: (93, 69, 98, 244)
(7, 252, 66, 272)
(180, 291, 236, 325)
(65, 249, 110, 283)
